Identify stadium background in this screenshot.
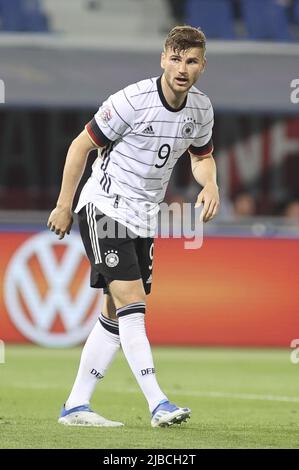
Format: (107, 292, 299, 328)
(1, 0, 299, 451)
(1, 0, 299, 349)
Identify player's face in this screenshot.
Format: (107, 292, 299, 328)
(161, 47, 206, 94)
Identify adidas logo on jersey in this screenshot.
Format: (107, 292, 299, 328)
(146, 274, 152, 284)
(142, 125, 155, 135)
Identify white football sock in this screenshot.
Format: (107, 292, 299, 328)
(65, 314, 120, 410)
(117, 303, 168, 412)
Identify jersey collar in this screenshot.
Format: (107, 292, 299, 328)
(157, 76, 187, 113)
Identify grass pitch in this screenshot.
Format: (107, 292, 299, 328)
(0, 345, 298, 449)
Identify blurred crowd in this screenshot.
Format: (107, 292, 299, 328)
(227, 192, 299, 220)
(165, 189, 299, 222)
(165, 0, 299, 41)
(1, 0, 299, 42)
(0, 0, 49, 32)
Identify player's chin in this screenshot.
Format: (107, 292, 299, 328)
(173, 82, 192, 93)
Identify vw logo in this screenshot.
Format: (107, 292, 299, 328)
(4, 231, 102, 347)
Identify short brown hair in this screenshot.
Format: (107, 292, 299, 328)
(164, 25, 206, 55)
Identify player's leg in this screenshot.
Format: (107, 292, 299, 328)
(102, 289, 117, 319)
(109, 276, 191, 427)
(117, 237, 190, 427)
(58, 205, 123, 427)
(109, 278, 168, 410)
(64, 293, 119, 409)
(59, 292, 123, 427)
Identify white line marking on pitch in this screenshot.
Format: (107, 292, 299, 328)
(114, 388, 299, 403)
(168, 390, 299, 403)
(9, 382, 299, 403)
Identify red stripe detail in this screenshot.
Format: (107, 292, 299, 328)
(86, 122, 104, 147)
(189, 143, 214, 157)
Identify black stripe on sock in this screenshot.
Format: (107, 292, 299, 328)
(118, 302, 145, 311)
(99, 314, 119, 335)
(116, 303, 146, 318)
(100, 313, 118, 327)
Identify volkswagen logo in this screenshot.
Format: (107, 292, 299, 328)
(4, 231, 102, 347)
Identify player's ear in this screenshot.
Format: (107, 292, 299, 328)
(160, 51, 166, 70)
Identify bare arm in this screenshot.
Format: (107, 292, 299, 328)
(190, 152, 220, 222)
(47, 129, 101, 239)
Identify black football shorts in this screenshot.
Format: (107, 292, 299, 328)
(78, 203, 154, 295)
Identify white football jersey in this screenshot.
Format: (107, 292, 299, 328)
(75, 76, 214, 236)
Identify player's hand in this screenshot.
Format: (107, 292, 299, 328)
(195, 182, 220, 223)
(47, 206, 73, 240)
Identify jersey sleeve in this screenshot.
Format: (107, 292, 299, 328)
(189, 100, 214, 157)
(85, 87, 135, 147)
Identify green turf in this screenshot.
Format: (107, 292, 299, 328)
(0, 345, 298, 449)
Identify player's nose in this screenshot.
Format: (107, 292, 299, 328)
(178, 61, 187, 74)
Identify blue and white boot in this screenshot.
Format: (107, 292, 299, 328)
(151, 400, 191, 428)
(58, 404, 124, 427)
